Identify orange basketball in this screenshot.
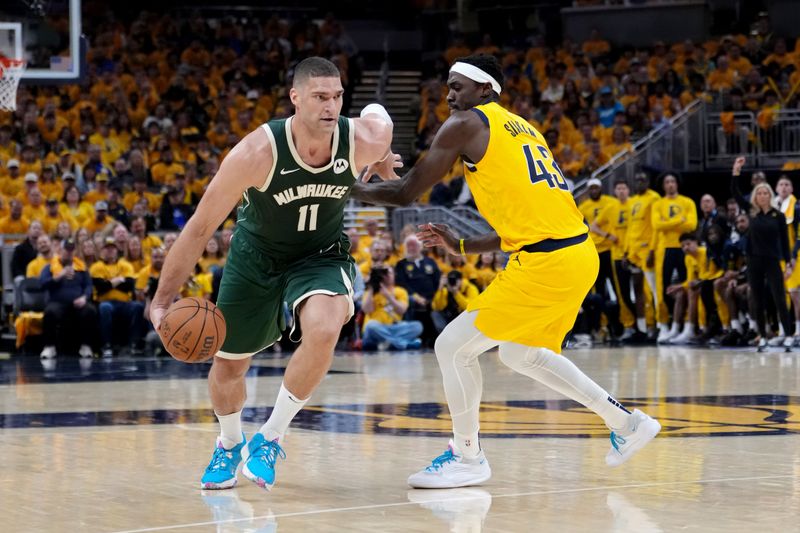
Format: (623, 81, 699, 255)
(159, 297, 226, 363)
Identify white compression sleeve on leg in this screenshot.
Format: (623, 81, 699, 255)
(644, 270, 658, 311)
(260, 382, 309, 443)
(360, 103, 393, 126)
(498, 344, 631, 430)
(435, 311, 501, 459)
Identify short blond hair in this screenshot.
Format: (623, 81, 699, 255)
(750, 182, 775, 214)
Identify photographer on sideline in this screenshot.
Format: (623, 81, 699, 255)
(361, 265, 424, 350)
(431, 270, 480, 333)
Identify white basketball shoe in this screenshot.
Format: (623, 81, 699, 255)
(606, 409, 661, 467)
(407, 440, 492, 489)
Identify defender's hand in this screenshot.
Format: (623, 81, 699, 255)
(417, 223, 459, 255)
(362, 152, 403, 182)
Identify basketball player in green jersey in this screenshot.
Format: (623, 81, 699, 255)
(150, 57, 397, 491)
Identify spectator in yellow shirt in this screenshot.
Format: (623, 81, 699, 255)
(708, 56, 736, 90)
(0, 199, 31, 237)
(25, 234, 55, 278)
(83, 201, 115, 234)
(123, 175, 161, 214)
(22, 188, 46, 222)
(90, 237, 145, 357)
(61, 185, 95, 227)
(16, 173, 39, 205)
(361, 267, 423, 351)
(150, 147, 185, 186)
(431, 270, 480, 333)
(41, 195, 78, 235)
(84, 173, 111, 205)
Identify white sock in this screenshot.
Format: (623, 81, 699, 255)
(636, 318, 647, 332)
(658, 322, 669, 333)
(731, 319, 742, 333)
(749, 318, 757, 330)
(795, 320, 800, 335)
(779, 323, 786, 337)
(669, 322, 680, 336)
(498, 344, 631, 430)
(684, 323, 695, 336)
(260, 382, 308, 443)
(435, 312, 502, 460)
(216, 410, 243, 449)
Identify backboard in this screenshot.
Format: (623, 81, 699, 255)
(0, 0, 84, 83)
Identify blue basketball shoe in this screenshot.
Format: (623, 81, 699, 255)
(201, 433, 246, 490)
(242, 433, 286, 490)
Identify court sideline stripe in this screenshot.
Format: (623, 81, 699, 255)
(110, 473, 799, 532)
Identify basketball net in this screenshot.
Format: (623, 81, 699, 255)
(0, 55, 26, 112)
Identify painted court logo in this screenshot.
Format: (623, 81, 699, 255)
(333, 158, 349, 174)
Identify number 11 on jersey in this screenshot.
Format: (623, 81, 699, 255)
(297, 204, 319, 231)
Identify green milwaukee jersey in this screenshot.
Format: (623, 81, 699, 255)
(236, 115, 359, 260)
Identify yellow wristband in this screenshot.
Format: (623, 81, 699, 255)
(459, 238, 466, 256)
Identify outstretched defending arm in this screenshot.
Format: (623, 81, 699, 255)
(149, 129, 274, 330)
(417, 223, 501, 255)
(351, 111, 482, 206)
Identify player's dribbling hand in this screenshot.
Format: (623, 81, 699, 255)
(417, 223, 459, 255)
(363, 152, 403, 182)
(150, 305, 168, 332)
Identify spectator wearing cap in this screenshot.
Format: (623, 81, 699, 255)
(40, 238, 97, 359)
(171, 171, 200, 206)
(61, 184, 95, 227)
(26, 234, 55, 278)
(90, 237, 145, 357)
(1, 159, 24, 197)
(595, 86, 625, 128)
(159, 185, 195, 231)
(123, 175, 161, 214)
(60, 171, 77, 193)
(22, 188, 46, 222)
(84, 171, 111, 205)
(17, 173, 40, 205)
(151, 147, 185, 186)
(10, 219, 42, 278)
(84, 200, 115, 233)
(42, 194, 78, 234)
(38, 110, 69, 146)
(1, 201, 33, 247)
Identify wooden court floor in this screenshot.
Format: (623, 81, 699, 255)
(1, 345, 799, 532)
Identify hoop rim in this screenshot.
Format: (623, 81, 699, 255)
(0, 56, 25, 68)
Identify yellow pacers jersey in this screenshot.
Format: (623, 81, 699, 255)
(578, 195, 617, 253)
(595, 199, 631, 260)
(625, 189, 660, 254)
(651, 194, 698, 249)
(463, 102, 588, 252)
(685, 247, 723, 284)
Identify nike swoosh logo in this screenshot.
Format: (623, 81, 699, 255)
(280, 168, 300, 175)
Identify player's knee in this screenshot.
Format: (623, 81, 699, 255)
(499, 345, 546, 372)
(303, 321, 342, 347)
(434, 329, 461, 362)
(211, 357, 250, 382)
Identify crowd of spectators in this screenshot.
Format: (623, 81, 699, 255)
(3, 7, 800, 356)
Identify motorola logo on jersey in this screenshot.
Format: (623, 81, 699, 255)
(333, 158, 350, 174)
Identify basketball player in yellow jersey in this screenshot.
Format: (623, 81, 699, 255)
(580, 178, 623, 334)
(351, 55, 660, 489)
(651, 173, 698, 343)
(625, 173, 661, 340)
(591, 179, 637, 339)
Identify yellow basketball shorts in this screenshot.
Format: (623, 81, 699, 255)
(628, 242, 652, 272)
(467, 238, 599, 353)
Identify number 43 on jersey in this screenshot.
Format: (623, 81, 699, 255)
(523, 144, 570, 191)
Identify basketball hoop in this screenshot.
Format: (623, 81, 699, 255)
(0, 56, 26, 112)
